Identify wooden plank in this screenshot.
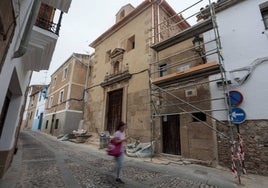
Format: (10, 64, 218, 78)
(151, 19, 213, 51)
(152, 61, 219, 85)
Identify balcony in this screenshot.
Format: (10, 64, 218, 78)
(35, 3, 63, 36)
(35, 17, 60, 35)
(21, 2, 68, 71)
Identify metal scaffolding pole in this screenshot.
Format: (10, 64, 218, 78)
(148, 0, 241, 183)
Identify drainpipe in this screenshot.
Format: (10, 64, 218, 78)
(13, 0, 41, 58)
(157, 0, 162, 42)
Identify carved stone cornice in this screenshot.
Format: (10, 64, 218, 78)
(100, 70, 132, 87)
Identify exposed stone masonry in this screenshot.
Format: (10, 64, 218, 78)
(217, 120, 268, 175)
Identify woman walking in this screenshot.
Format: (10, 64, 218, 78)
(113, 121, 127, 184)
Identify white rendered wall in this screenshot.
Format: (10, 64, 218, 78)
(32, 91, 46, 130)
(208, 0, 268, 120)
(22, 87, 32, 121)
(0, 0, 34, 150)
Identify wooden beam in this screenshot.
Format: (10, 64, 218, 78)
(152, 61, 221, 86)
(151, 18, 213, 51)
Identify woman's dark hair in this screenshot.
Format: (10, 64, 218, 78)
(116, 121, 125, 131)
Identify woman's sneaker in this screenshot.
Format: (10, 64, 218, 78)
(116, 178, 125, 184)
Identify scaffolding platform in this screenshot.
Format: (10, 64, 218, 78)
(152, 61, 221, 86)
(151, 18, 213, 51)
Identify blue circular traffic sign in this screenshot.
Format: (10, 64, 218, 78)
(229, 107, 246, 124)
(227, 90, 243, 107)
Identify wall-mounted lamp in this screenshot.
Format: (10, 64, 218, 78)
(192, 35, 206, 63)
(192, 35, 204, 52)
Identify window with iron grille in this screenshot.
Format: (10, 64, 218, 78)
(159, 64, 167, 77)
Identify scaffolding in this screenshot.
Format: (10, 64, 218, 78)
(148, 0, 244, 183)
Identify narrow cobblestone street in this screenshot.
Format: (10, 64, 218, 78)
(1, 130, 266, 188)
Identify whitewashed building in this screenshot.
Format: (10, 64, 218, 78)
(204, 0, 268, 175)
(32, 86, 48, 130)
(0, 0, 72, 178)
(21, 85, 47, 130)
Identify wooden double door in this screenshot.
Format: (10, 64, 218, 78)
(106, 89, 123, 134)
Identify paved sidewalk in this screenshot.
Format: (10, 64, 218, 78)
(86, 136, 268, 188)
(62, 133, 268, 188)
(1, 131, 267, 188)
(85, 134, 268, 188)
(123, 154, 268, 188)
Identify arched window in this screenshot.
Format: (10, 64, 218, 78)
(114, 61, 120, 74)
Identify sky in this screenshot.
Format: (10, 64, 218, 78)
(30, 0, 213, 85)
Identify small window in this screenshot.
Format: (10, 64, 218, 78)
(192, 112, 206, 122)
(53, 76, 57, 87)
(31, 96, 35, 106)
(106, 50, 111, 63)
(114, 61, 120, 74)
(36, 109, 39, 117)
(262, 10, 268, 29)
(0, 17, 4, 39)
(127, 35, 135, 51)
(39, 91, 42, 101)
(45, 120, 49, 129)
(120, 10, 125, 19)
(62, 67, 68, 80)
(185, 88, 197, 97)
(159, 64, 167, 77)
(187, 90, 193, 96)
(55, 119, 59, 129)
(48, 96, 53, 108)
(0, 92, 11, 138)
(58, 90, 64, 104)
(260, 1, 268, 29)
(41, 89, 47, 99)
